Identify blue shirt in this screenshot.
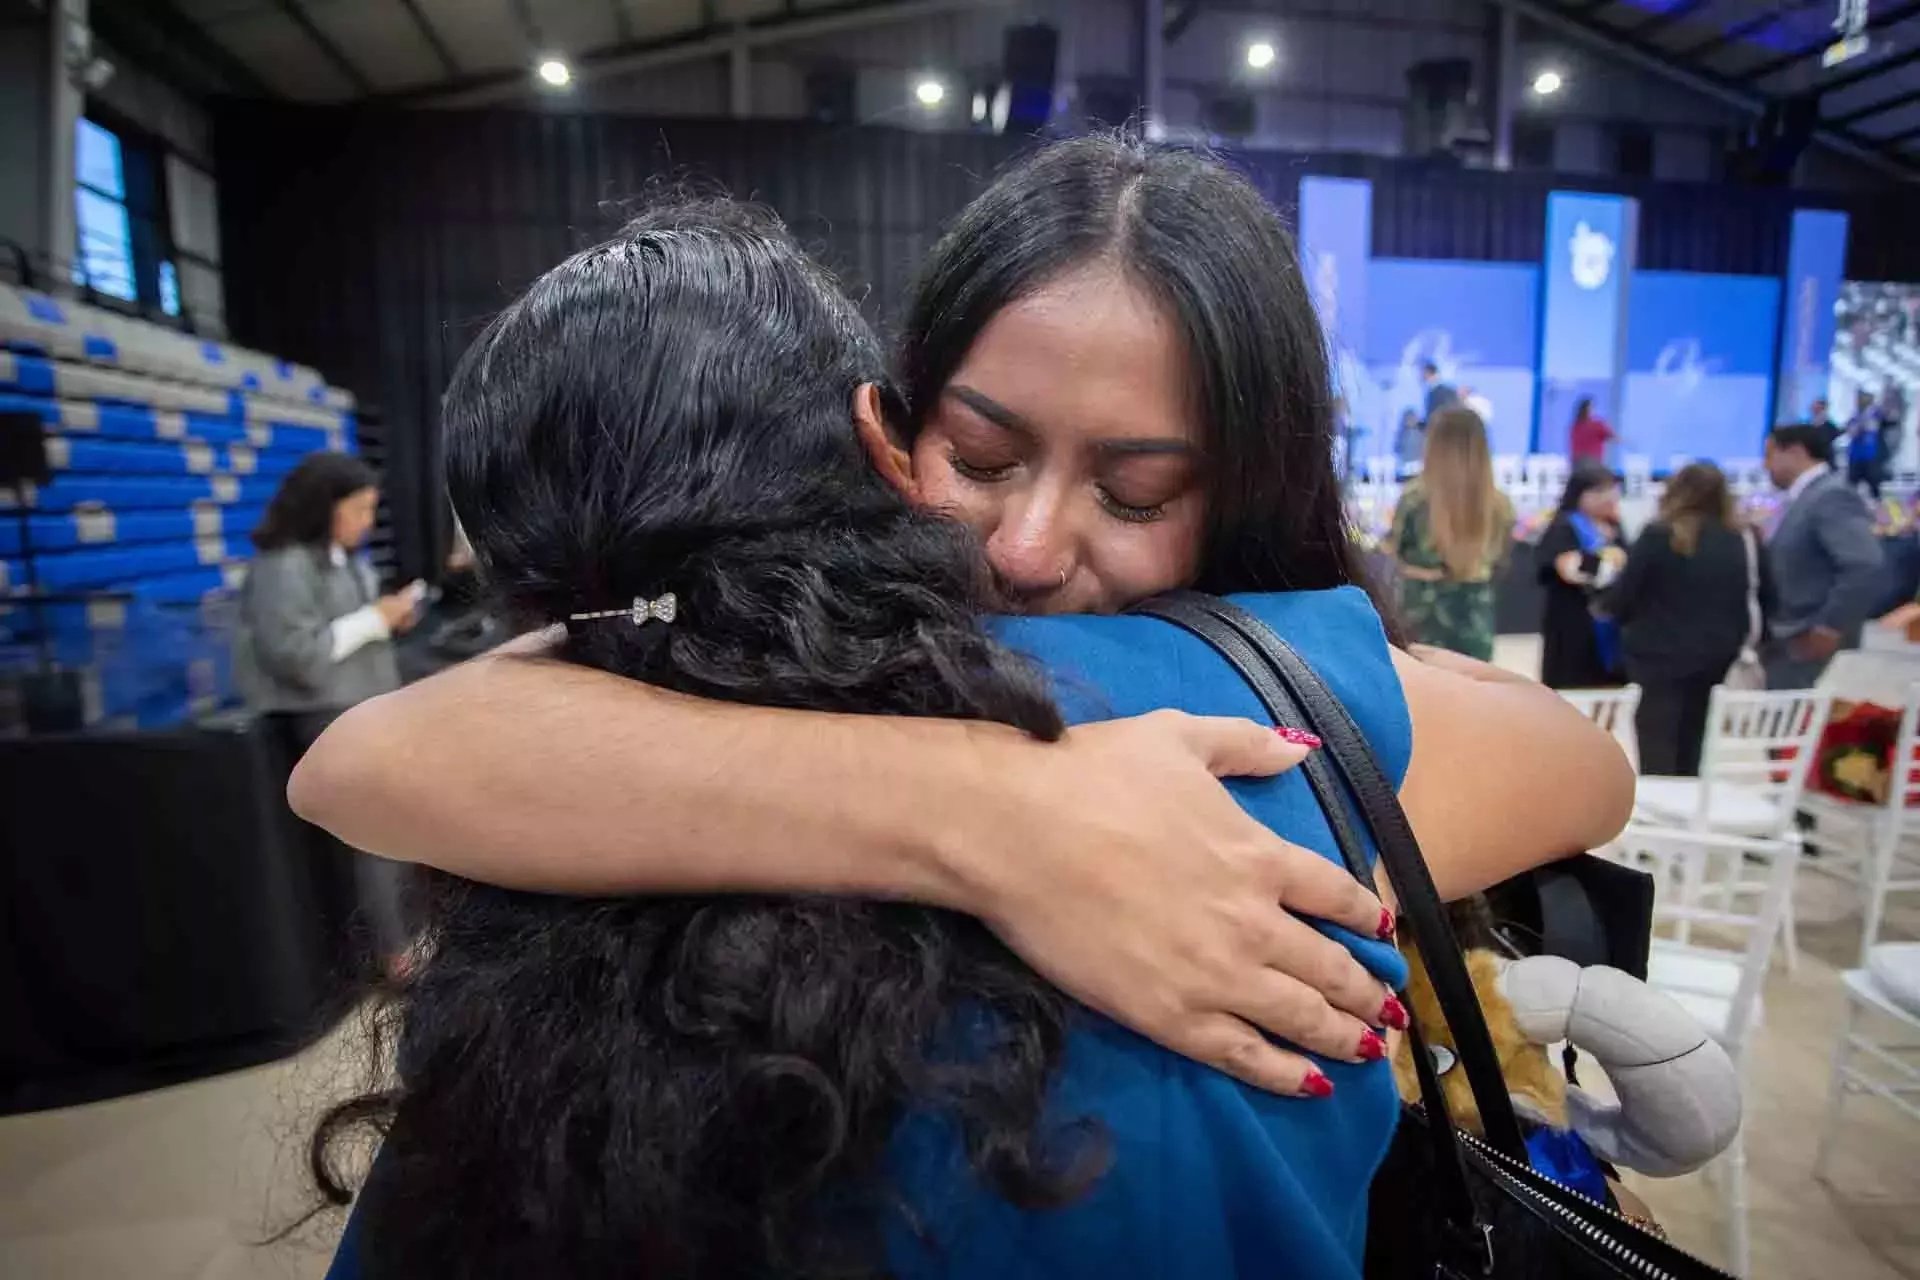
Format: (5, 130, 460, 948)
(327, 587, 1410, 1280)
(885, 588, 1409, 1279)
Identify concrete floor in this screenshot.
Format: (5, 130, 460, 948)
(2, 635, 1914, 1278)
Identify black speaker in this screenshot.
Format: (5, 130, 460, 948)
(0, 410, 47, 488)
(1731, 93, 1816, 185)
(804, 67, 857, 125)
(1202, 92, 1256, 139)
(1402, 58, 1483, 158)
(999, 22, 1058, 133)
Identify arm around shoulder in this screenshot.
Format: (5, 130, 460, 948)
(1391, 648, 1634, 900)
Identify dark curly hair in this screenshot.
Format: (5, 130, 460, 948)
(250, 451, 377, 550)
(310, 199, 1104, 1277)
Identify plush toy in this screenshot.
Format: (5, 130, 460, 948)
(1392, 942, 1742, 1186)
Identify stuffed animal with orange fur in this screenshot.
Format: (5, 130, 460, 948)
(1387, 898, 1741, 1181)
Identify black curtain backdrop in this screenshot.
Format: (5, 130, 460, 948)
(215, 106, 1920, 576)
(217, 107, 1027, 578)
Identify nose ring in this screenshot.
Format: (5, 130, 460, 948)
(1057, 566, 1070, 589)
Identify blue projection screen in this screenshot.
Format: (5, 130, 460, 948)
(1622, 272, 1780, 464)
(1363, 258, 1540, 456)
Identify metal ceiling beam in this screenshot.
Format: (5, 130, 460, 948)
(1487, 0, 1916, 178)
(1831, 84, 1920, 125)
(272, 0, 373, 95)
(1824, 38, 1920, 94)
(413, 0, 1010, 108)
(397, 0, 461, 77)
(607, 0, 635, 44)
(1734, 0, 1920, 84)
(1671, 1, 1821, 63)
(89, 0, 276, 98)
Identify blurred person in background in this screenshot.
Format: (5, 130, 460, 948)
(1809, 396, 1836, 452)
(1394, 407, 1424, 472)
(1420, 359, 1456, 418)
(1845, 388, 1884, 498)
(1568, 397, 1614, 468)
(1389, 406, 1514, 661)
(1878, 385, 1907, 475)
(1608, 463, 1769, 775)
(1538, 464, 1626, 689)
(1762, 423, 1884, 689)
(235, 451, 422, 966)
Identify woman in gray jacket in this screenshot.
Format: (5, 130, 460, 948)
(236, 452, 417, 712)
(236, 451, 420, 966)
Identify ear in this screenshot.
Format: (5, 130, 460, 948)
(853, 382, 920, 505)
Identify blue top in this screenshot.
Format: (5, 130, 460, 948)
(886, 588, 1408, 1278)
(326, 587, 1410, 1280)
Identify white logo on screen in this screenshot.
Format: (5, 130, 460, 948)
(1654, 338, 1718, 396)
(1569, 221, 1615, 291)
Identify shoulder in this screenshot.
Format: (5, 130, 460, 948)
(1634, 521, 1676, 550)
(249, 546, 322, 583)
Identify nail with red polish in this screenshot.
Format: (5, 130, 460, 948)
(1357, 1029, 1388, 1062)
(1301, 1069, 1336, 1098)
(1379, 994, 1410, 1031)
(1377, 907, 1397, 940)
(1273, 725, 1322, 749)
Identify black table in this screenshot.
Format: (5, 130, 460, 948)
(0, 714, 358, 1113)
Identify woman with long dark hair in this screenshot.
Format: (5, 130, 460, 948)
(293, 138, 1632, 1106)
(1389, 406, 1514, 660)
(1537, 463, 1626, 689)
(1609, 462, 1769, 775)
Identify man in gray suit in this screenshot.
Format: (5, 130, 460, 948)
(1762, 423, 1885, 689)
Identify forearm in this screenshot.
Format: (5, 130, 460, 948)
(288, 652, 1012, 908)
(1395, 649, 1634, 899)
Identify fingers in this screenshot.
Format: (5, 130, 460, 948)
(1266, 836, 1397, 944)
(1247, 919, 1400, 1052)
(1181, 1015, 1337, 1098)
(1165, 712, 1316, 780)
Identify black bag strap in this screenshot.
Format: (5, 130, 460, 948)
(1131, 592, 1529, 1162)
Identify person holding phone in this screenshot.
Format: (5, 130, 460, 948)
(235, 451, 423, 962)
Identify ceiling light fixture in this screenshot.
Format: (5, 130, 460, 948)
(536, 57, 573, 89)
(914, 77, 945, 107)
(1246, 40, 1276, 70)
(1532, 69, 1563, 96)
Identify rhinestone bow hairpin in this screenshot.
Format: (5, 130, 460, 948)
(568, 593, 678, 627)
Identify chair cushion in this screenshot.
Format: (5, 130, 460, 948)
(1647, 945, 1757, 1044)
(1635, 776, 1781, 836)
(1866, 943, 1920, 1019)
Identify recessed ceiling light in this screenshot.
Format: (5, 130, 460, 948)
(914, 78, 945, 107)
(537, 57, 573, 88)
(1246, 41, 1276, 70)
(1532, 69, 1563, 96)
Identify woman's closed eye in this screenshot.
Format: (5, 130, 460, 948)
(947, 447, 1018, 484)
(1096, 487, 1169, 523)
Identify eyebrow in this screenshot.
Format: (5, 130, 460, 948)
(945, 385, 1199, 459)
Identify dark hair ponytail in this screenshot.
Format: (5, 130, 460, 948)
(313, 200, 1102, 1278)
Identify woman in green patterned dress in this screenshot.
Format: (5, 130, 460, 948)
(1389, 407, 1514, 661)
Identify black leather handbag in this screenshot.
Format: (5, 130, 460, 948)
(1132, 593, 1730, 1280)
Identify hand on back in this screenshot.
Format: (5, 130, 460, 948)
(971, 711, 1399, 1096)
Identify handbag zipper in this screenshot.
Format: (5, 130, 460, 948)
(1452, 1126, 1738, 1280)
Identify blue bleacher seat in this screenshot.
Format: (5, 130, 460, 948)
(0, 283, 351, 729)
